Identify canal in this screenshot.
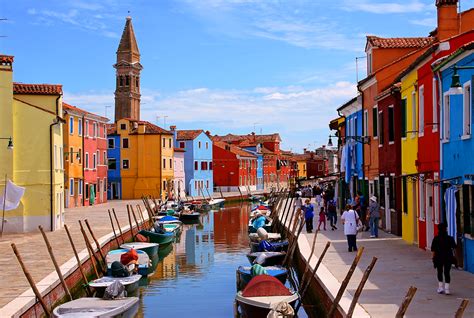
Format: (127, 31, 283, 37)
(135, 202, 309, 317)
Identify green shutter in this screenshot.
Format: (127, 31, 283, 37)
(401, 98, 407, 138)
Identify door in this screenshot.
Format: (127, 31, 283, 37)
(74, 180, 79, 207)
(426, 182, 434, 250)
(412, 183, 418, 244)
(99, 180, 104, 203)
(384, 177, 391, 233)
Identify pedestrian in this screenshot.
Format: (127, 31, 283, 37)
(317, 207, 327, 231)
(294, 193, 303, 210)
(431, 223, 457, 295)
(327, 199, 338, 230)
(341, 204, 359, 252)
(368, 196, 380, 238)
(303, 199, 314, 233)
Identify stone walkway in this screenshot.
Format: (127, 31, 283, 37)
(0, 200, 143, 311)
(301, 214, 474, 317)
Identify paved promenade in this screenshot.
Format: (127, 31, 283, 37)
(300, 216, 474, 317)
(0, 200, 143, 312)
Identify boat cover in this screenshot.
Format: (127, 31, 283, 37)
(159, 215, 179, 222)
(242, 275, 291, 297)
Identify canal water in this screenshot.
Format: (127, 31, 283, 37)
(135, 202, 308, 317)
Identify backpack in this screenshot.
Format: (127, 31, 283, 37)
(110, 261, 130, 278)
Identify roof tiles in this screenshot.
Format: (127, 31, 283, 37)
(177, 130, 204, 140)
(367, 36, 435, 49)
(63, 102, 109, 122)
(13, 83, 63, 95)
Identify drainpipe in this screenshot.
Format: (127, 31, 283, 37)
(49, 95, 63, 231)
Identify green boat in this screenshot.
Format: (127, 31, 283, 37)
(138, 230, 174, 246)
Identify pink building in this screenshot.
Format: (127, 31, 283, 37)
(83, 113, 109, 206)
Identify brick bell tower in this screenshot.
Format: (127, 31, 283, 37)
(114, 16, 142, 122)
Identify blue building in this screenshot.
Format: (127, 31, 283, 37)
(242, 145, 264, 190)
(337, 96, 364, 203)
(438, 46, 474, 273)
(107, 129, 121, 200)
(176, 130, 214, 198)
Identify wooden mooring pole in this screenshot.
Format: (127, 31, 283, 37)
(108, 209, 120, 247)
(136, 205, 147, 228)
(11, 243, 51, 317)
(127, 205, 135, 237)
(64, 224, 91, 296)
(130, 206, 141, 231)
(395, 286, 417, 318)
(79, 220, 101, 277)
(454, 299, 470, 318)
(347, 257, 378, 317)
(112, 208, 125, 244)
(84, 219, 107, 267)
(38, 225, 73, 301)
(327, 247, 365, 318)
(298, 231, 318, 290)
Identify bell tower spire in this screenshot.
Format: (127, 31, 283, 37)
(114, 16, 142, 122)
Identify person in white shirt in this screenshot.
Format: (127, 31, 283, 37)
(341, 204, 360, 252)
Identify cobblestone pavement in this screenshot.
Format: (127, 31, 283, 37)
(0, 200, 143, 309)
(300, 204, 474, 317)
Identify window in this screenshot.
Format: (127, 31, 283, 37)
(206, 180, 209, 189)
(206, 142, 209, 149)
(401, 98, 407, 138)
(443, 93, 450, 140)
(68, 147, 73, 164)
(85, 120, 89, 137)
(122, 159, 129, 169)
(93, 153, 97, 169)
(363, 110, 368, 136)
(388, 106, 394, 142)
(120, 123, 127, 130)
(434, 172, 440, 224)
(85, 183, 89, 199)
(432, 78, 438, 132)
(179, 141, 185, 148)
(108, 138, 115, 149)
(463, 81, 471, 137)
(169, 139, 172, 148)
(125, 75, 130, 86)
(97, 150, 100, 165)
(103, 151, 107, 165)
(367, 51, 372, 74)
(419, 86, 424, 135)
(411, 91, 417, 137)
(209, 161, 213, 170)
(372, 106, 378, 138)
(93, 122, 97, 138)
(162, 138, 166, 148)
(378, 111, 384, 145)
(239, 176, 242, 185)
(419, 178, 425, 220)
(169, 158, 172, 169)
(78, 180, 83, 195)
(122, 138, 129, 149)
(103, 124, 106, 138)
(163, 158, 166, 169)
(69, 117, 74, 135)
(201, 161, 208, 170)
(198, 141, 202, 149)
(69, 179, 74, 196)
(60, 147, 63, 169)
(78, 118, 82, 136)
(78, 149, 82, 164)
(85, 153, 89, 169)
(163, 180, 166, 190)
(194, 161, 198, 170)
(108, 158, 117, 170)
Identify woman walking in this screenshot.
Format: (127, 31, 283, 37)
(341, 204, 359, 252)
(368, 196, 380, 238)
(431, 223, 456, 295)
(327, 199, 337, 230)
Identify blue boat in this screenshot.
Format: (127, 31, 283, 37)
(106, 249, 150, 277)
(249, 240, 289, 253)
(236, 265, 288, 290)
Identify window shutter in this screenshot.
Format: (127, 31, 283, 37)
(401, 99, 407, 138)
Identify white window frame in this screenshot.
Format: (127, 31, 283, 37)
(97, 150, 100, 165)
(378, 110, 383, 146)
(443, 92, 450, 141)
(78, 118, 83, 136)
(388, 105, 395, 144)
(367, 51, 372, 74)
(85, 120, 89, 137)
(103, 151, 107, 165)
(60, 146, 64, 170)
(103, 124, 107, 138)
(411, 91, 417, 139)
(93, 122, 97, 138)
(198, 141, 202, 149)
(54, 145, 58, 169)
(372, 105, 378, 139)
(363, 110, 368, 137)
(85, 152, 89, 169)
(78, 180, 83, 195)
(434, 172, 440, 224)
(462, 81, 471, 139)
(69, 116, 74, 135)
(432, 78, 438, 132)
(419, 85, 424, 136)
(206, 142, 209, 149)
(69, 178, 74, 196)
(93, 153, 97, 169)
(122, 159, 130, 169)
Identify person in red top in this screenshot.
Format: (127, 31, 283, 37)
(317, 207, 326, 231)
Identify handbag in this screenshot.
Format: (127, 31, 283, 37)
(354, 211, 363, 232)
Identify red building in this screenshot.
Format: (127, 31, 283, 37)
(83, 113, 109, 206)
(213, 141, 257, 191)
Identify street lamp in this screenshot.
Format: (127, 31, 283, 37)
(449, 65, 474, 95)
(0, 137, 13, 150)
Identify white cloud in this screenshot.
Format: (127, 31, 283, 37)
(342, 0, 427, 14)
(64, 80, 356, 151)
(410, 17, 436, 27)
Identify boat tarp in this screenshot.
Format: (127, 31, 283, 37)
(241, 275, 291, 297)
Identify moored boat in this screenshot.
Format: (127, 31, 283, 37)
(179, 211, 200, 222)
(235, 275, 298, 318)
(248, 232, 281, 243)
(236, 265, 288, 291)
(138, 229, 175, 246)
(249, 240, 289, 253)
(52, 297, 140, 318)
(106, 249, 150, 277)
(248, 217, 273, 233)
(246, 252, 286, 266)
(89, 274, 141, 297)
(120, 242, 159, 258)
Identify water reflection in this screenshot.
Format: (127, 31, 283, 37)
(139, 203, 253, 318)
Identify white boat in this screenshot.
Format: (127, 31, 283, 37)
(52, 297, 139, 317)
(89, 275, 141, 296)
(248, 232, 281, 242)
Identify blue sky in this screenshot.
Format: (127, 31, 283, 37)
(3, 0, 474, 151)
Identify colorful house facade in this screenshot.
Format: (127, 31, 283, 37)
(173, 147, 186, 199)
(176, 129, 214, 198)
(107, 129, 121, 200)
(0, 55, 65, 232)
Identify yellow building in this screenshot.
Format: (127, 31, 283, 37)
(400, 69, 419, 245)
(293, 154, 308, 179)
(115, 118, 174, 199)
(0, 55, 65, 233)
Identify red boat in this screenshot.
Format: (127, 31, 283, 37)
(235, 275, 298, 318)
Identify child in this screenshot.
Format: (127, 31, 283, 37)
(317, 207, 327, 231)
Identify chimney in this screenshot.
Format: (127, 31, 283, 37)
(170, 125, 176, 131)
(436, 0, 459, 41)
(171, 125, 177, 146)
(303, 148, 307, 153)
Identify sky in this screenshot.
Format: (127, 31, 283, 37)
(2, 0, 474, 152)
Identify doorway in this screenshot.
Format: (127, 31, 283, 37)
(384, 177, 391, 233)
(426, 181, 434, 250)
(111, 182, 120, 200)
(412, 182, 418, 244)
